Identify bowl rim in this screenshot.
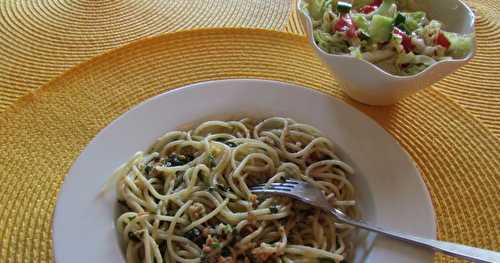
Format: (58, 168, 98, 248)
(297, 0, 476, 80)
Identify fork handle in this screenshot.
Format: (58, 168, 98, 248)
(334, 211, 500, 263)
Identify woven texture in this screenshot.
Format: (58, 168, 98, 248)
(0, 28, 498, 263)
(0, 0, 499, 137)
(432, 2, 500, 137)
(0, 0, 291, 111)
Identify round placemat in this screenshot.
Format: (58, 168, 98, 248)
(430, 2, 500, 138)
(0, 0, 291, 111)
(0, 28, 498, 263)
(1, 0, 500, 139)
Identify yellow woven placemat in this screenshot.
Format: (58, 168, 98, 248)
(0, 0, 291, 111)
(1, 0, 500, 138)
(0, 28, 498, 263)
(438, 0, 500, 137)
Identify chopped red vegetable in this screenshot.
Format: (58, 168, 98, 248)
(334, 14, 357, 38)
(435, 32, 451, 49)
(359, 5, 376, 13)
(393, 27, 414, 53)
(359, 0, 383, 14)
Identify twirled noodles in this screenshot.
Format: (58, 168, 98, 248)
(112, 117, 357, 263)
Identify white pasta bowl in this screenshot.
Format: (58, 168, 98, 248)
(53, 79, 435, 263)
(297, 0, 476, 105)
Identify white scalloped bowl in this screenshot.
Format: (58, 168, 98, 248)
(298, 0, 475, 105)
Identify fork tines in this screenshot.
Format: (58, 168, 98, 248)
(250, 179, 300, 192)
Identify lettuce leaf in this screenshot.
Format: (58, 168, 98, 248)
(444, 32, 473, 58)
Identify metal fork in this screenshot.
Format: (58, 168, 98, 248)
(251, 180, 500, 263)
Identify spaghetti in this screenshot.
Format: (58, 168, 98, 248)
(112, 117, 356, 263)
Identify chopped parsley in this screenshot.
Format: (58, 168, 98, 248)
(184, 228, 204, 246)
(219, 224, 232, 235)
(269, 205, 279, 214)
(164, 153, 192, 167)
(184, 228, 201, 240)
(224, 225, 232, 234)
(211, 242, 222, 249)
(221, 247, 231, 257)
(144, 164, 152, 175)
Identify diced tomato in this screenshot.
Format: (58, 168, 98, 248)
(347, 27, 357, 38)
(359, 5, 376, 13)
(393, 27, 415, 53)
(435, 32, 451, 49)
(334, 14, 357, 38)
(359, 0, 383, 14)
(334, 14, 351, 32)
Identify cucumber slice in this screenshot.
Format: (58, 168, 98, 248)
(372, 0, 396, 17)
(336, 1, 352, 13)
(394, 13, 406, 26)
(369, 15, 394, 43)
(444, 32, 473, 58)
(359, 29, 370, 40)
(402, 11, 426, 32)
(351, 13, 369, 31)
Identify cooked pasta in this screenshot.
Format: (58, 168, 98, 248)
(112, 117, 357, 263)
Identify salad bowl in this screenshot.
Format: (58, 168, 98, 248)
(298, 0, 476, 105)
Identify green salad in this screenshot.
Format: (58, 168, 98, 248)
(304, 0, 473, 75)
